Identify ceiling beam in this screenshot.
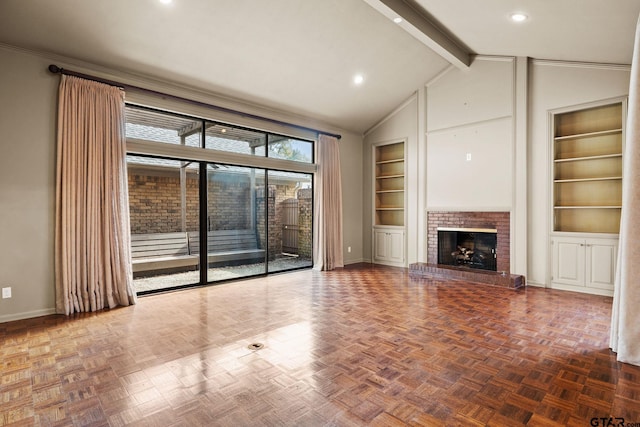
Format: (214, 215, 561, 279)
(363, 0, 471, 69)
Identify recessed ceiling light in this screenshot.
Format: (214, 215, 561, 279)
(510, 13, 528, 22)
(159, 0, 172, 4)
(353, 74, 364, 85)
(393, 17, 403, 24)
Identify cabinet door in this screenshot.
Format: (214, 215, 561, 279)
(373, 229, 388, 261)
(586, 238, 618, 290)
(552, 238, 585, 287)
(387, 230, 405, 263)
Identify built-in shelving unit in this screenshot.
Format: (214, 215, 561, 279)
(552, 102, 623, 234)
(374, 141, 405, 226)
(549, 99, 625, 297)
(373, 141, 405, 267)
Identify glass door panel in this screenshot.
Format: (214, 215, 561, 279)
(127, 155, 200, 293)
(206, 164, 266, 281)
(267, 171, 313, 273)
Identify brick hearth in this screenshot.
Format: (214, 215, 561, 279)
(409, 263, 525, 289)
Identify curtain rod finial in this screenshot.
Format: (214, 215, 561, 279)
(48, 64, 61, 74)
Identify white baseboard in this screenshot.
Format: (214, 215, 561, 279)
(344, 258, 369, 265)
(0, 308, 57, 324)
(526, 281, 547, 288)
(550, 283, 613, 297)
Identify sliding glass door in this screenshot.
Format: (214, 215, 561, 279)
(124, 104, 315, 294)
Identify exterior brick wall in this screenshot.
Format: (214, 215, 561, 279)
(256, 186, 276, 258)
(129, 167, 312, 261)
(427, 211, 510, 274)
(256, 185, 313, 260)
(298, 189, 313, 259)
(128, 171, 199, 234)
(206, 173, 251, 230)
(129, 170, 256, 234)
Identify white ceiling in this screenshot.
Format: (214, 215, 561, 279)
(412, 0, 640, 65)
(0, 0, 639, 134)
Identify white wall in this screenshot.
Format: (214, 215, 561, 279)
(426, 58, 515, 211)
(527, 60, 630, 286)
(426, 117, 512, 209)
(338, 132, 365, 264)
(427, 59, 514, 131)
(0, 47, 58, 322)
(0, 45, 364, 322)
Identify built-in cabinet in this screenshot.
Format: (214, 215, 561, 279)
(551, 237, 618, 296)
(373, 141, 406, 267)
(373, 227, 405, 265)
(550, 99, 624, 296)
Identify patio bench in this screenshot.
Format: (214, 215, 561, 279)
(188, 229, 266, 265)
(131, 232, 199, 273)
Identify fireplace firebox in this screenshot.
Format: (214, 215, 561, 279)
(437, 227, 497, 271)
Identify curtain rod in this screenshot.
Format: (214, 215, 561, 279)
(47, 64, 342, 140)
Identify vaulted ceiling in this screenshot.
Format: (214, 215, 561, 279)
(1, 0, 639, 134)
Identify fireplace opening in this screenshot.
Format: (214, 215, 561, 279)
(437, 227, 497, 271)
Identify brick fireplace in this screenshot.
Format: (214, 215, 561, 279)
(412, 211, 523, 288)
(427, 211, 510, 274)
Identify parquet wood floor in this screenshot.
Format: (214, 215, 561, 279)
(2, 263, 639, 426)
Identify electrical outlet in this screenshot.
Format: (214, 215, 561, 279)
(2, 287, 11, 299)
(347, 246, 352, 253)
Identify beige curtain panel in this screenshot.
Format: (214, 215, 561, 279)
(611, 15, 640, 367)
(313, 134, 344, 271)
(55, 75, 136, 315)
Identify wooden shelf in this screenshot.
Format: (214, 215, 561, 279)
(554, 176, 622, 183)
(554, 103, 622, 137)
(376, 174, 404, 179)
(374, 142, 404, 226)
(375, 210, 404, 227)
(552, 101, 624, 234)
(376, 175, 403, 192)
(555, 132, 622, 161)
(554, 128, 622, 141)
(554, 153, 621, 163)
(376, 158, 404, 165)
(376, 142, 404, 163)
(554, 206, 622, 209)
(554, 208, 621, 234)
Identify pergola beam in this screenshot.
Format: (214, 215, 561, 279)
(177, 121, 204, 138)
